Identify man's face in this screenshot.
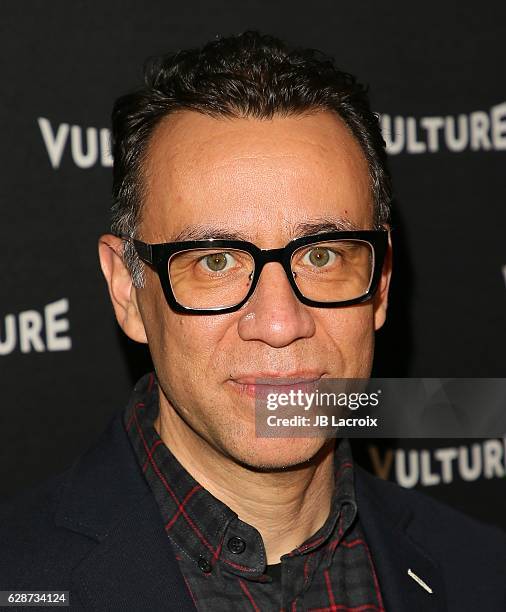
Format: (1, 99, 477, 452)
(128, 110, 390, 468)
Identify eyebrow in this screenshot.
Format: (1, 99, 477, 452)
(171, 217, 363, 242)
(172, 225, 249, 241)
(292, 218, 363, 236)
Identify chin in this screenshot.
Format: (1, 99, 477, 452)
(223, 435, 331, 472)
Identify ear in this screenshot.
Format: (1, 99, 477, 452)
(98, 234, 148, 344)
(373, 229, 393, 331)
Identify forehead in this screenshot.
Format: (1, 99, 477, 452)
(140, 110, 373, 243)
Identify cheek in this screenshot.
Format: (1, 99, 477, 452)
(137, 270, 205, 355)
(142, 295, 230, 386)
(324, 302, 374, 337)
(319, 305, 375, 373)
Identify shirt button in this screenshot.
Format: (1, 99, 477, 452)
(198, 556, 212, 573)
(227, 536, 247, 554)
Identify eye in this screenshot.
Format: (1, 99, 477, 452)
(199, 252, 236, 272)
(302, 247, 337, 268)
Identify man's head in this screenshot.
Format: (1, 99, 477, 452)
(99, 31, 392, 469)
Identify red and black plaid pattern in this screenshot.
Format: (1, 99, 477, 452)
(124, 372, 385, 611)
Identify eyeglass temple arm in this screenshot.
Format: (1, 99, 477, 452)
(117, 233, 153, 264)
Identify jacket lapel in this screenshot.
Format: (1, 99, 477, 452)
(71, 489, 196, 611)
(54, 410, 196, 611)
(355, 465, 447, 611)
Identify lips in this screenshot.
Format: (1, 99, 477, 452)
(227, 373, 323, 400)
(232, 373, 322, 384)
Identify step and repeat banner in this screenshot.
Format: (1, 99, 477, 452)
(1, 1, 505, 529)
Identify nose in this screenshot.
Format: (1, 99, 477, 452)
(237, 262, 316, 347)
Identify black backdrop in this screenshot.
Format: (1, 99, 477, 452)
(1, 1, 505, 529)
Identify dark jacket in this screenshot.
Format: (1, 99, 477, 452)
(1, 410, 505, 611)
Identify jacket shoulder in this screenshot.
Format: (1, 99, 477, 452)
(0, 469, 96, 590)
(355, 465, 506, 571)
(0, 408, 140, 589)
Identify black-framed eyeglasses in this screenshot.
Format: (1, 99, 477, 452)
(118, 230, 389, 315)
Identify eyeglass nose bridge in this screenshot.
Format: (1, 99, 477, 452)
(246, 245, 299, 300)
(258, 246, 287, 262)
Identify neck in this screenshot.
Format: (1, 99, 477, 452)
(154, 396, 336, 564)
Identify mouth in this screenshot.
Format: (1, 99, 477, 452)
(227, 372, 324, 400)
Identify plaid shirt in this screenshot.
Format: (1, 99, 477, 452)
(124, 372, 385, 611)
